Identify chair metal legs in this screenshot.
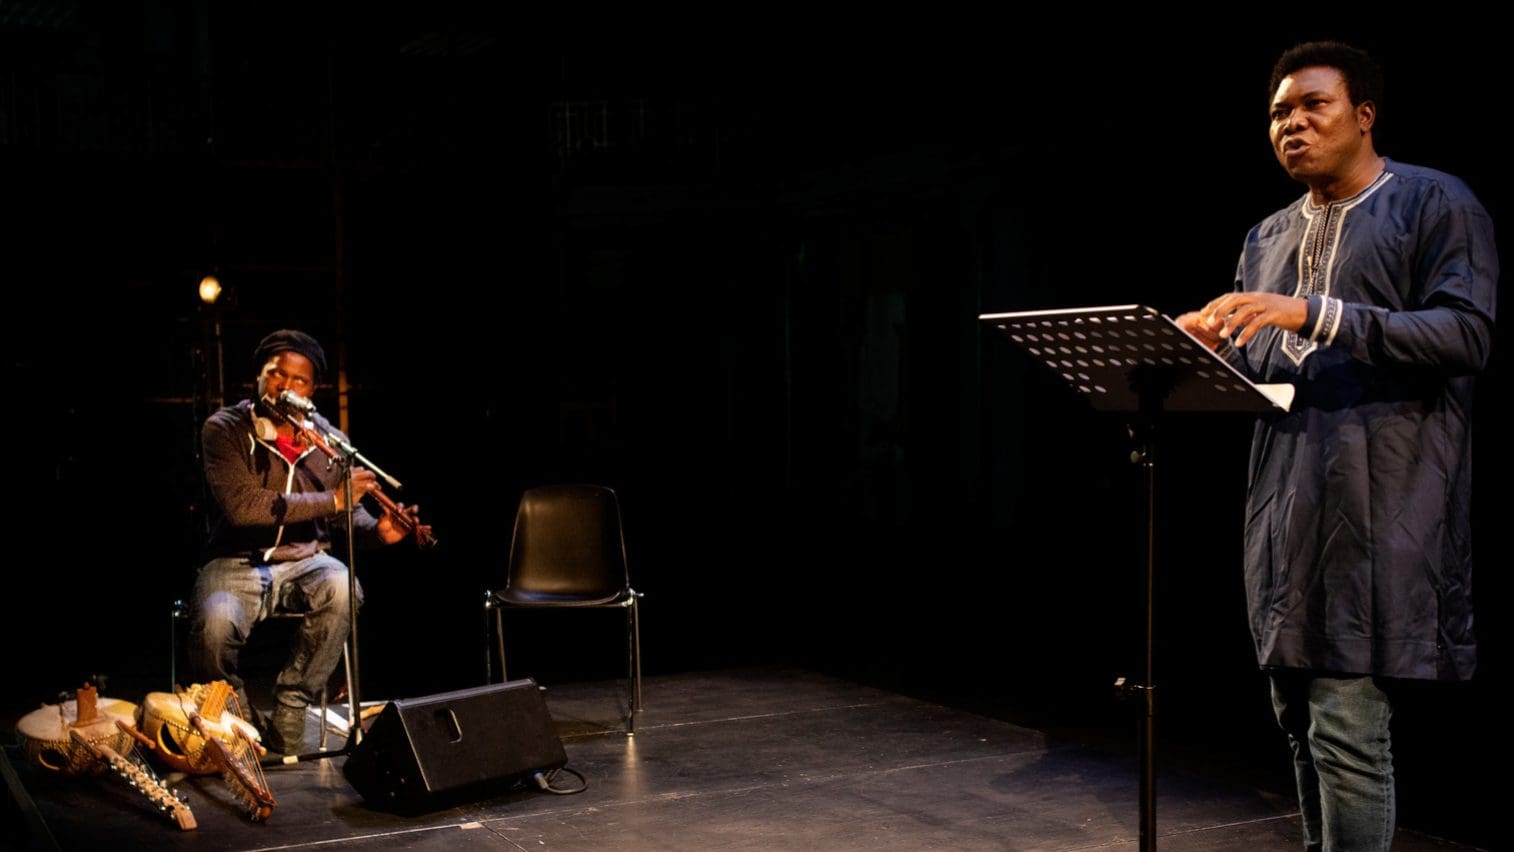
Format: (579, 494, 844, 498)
(489, 601, 508, 683)
(170, 598, 187, 691)
(315, 642, 355, 750)
(626, 590, 643, 734)
(484, 590, 644, 734)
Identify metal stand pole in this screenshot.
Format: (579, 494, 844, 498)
(266, 452, 362, 766)
(342, 451, 362, 747)
(1136, 421, 1157, 852)
(1118, 386, 1165, 852)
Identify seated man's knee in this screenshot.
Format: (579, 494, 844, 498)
(193, 592, 251, 644)
(302, 558, 361, 611)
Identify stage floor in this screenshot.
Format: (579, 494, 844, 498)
(3, 667, 1477, 851)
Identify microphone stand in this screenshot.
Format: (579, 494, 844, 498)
(339, 439, 363, 747)
(259, 402, 365, 767)
(257, 393, 433, 766)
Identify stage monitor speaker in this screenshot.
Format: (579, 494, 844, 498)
(342, 678, 567, 813)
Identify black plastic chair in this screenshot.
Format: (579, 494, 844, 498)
(483, 484, 643, 733)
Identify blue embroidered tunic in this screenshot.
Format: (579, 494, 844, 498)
(1228, 159, 1496, 681)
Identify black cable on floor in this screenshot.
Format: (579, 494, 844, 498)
(532, 767, 587, 795)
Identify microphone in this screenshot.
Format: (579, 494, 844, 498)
(277, 389, 316, 414)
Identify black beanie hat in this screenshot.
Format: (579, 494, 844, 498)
(253, 329, 328, 380)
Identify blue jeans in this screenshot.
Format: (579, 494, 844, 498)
(1269, 671, 1395, 852)
(188, 553, 363, 715)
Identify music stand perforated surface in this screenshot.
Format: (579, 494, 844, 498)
(980, 304, 1290, 414)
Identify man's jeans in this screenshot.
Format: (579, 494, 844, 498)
(1270, 671, 1395, 852)
(188, 553, 363, 715)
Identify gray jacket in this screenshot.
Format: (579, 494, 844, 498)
(201, 399, 383, 562)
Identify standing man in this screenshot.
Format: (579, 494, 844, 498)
(190, 329, 422, 755)
(1177, 42, 1496, 850)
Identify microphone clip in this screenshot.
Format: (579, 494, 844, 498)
(277, 389, 317, 414)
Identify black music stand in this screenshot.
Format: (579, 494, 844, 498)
(980, 304, 1288, 852)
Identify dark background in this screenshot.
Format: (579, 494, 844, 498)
(3, 5, 1507, 847)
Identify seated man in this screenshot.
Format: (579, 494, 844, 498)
(188, 329, 421, 754)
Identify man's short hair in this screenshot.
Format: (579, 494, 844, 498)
(1269, 41, 1384, 110)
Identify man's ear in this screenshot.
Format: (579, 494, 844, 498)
(1356, 100, 1376, 135)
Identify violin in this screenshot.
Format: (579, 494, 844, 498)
(261, 392, 438, 549)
